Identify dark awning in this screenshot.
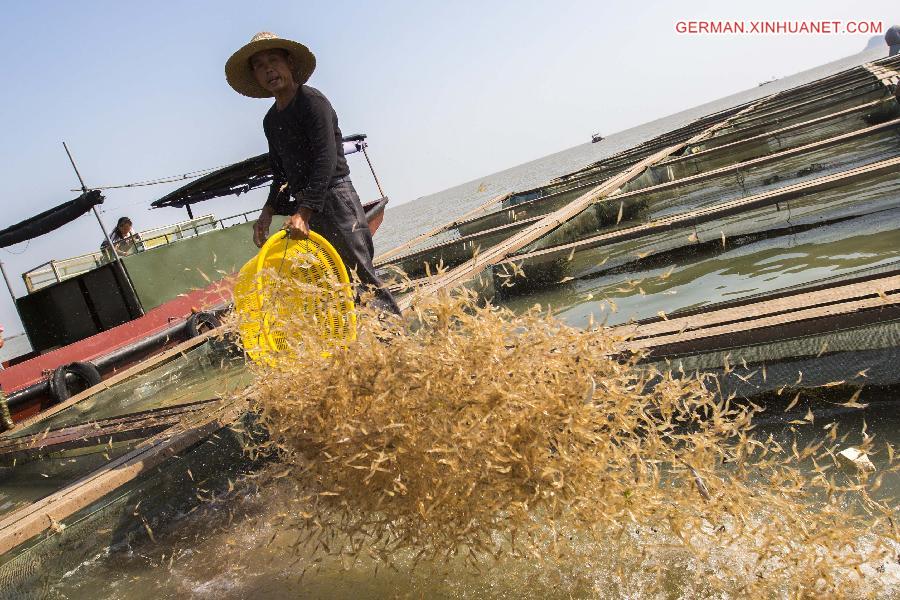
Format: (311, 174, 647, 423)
(151, 134, 369, 210)
(151, 153, 272, 209)
(0, 190, 104, 248)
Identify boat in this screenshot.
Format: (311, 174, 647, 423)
(591, 132, 604, 143)
(2, 53, 900, 591)
(0, 134, 389, 425)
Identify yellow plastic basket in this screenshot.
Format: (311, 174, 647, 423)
(234, 229, 356, 362)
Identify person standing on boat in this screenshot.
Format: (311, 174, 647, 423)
(100, 216, 141, 256)
(225, 32, 400, 315)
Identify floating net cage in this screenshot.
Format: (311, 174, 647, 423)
(0, 423, 251, 599)
(0, 341, 254, 598)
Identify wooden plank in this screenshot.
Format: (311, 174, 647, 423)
(0, 397, 245, 556)
(0, 398, 222, 459)
(374, 192, 510, 264)
(507, 155, 900, 266)
(637, 118, 900, 196)
(453, 174, 619, 232)
(710, 79, 885, 133)
(660, 97, 892, 167)
(862, 62, 900, 88)
(5, 326, 228, 435)
(617, 293, 900, 357)
(615, 275, 900, 343)
(383, 214, 544, 267)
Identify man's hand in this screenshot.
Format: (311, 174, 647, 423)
(285, 207, 314, 239)
(253, 206, 274, 248)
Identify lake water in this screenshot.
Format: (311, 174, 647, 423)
(44, 45, 900, 599)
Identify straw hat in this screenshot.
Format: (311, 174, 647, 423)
(225, 32, 316, 98)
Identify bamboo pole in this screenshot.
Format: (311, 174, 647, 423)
(508, 155, 900, 268)
(614, 273, 900, 346)
(0, 397, 221, 459)
(0, 260, 15, 306)
(616, 281, 900, 355)
(0, 397, 244, 556)
(361, 146, 386, 198)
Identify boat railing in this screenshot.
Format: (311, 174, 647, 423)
(22, 252, 107, 293)
(136, 214, 218, 249)
(218, 208, 263, 228)
(22, 208, 262, 293)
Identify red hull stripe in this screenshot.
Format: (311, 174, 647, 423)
(0, 280, 230, 393)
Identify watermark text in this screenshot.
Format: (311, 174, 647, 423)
(675, 20, 883, 35)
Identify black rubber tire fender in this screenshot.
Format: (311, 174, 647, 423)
(185, 311, 222, 338)
(47, 361, 102, 405)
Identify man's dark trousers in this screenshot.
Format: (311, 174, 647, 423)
(308, 177, 400, 315)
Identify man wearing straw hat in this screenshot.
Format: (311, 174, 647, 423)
(226, 32, 400, 315)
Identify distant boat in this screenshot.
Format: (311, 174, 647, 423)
(591, 132, 604, 143)
(758, 76, 779, 87)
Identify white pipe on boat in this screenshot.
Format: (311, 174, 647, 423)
(342, 140, 366, 156)
(0, 260, 15, 305)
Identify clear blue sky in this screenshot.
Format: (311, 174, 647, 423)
(0, 1, 895, 334)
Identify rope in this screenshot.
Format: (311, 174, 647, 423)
(1, 240, 31, 255)
(68, 162, 234, 192)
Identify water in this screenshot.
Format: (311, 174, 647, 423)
(38, 46, 900, 598)
(0, 343, 248, 520)
(504, 208, 900, 328)
(0, 334, 31, 365)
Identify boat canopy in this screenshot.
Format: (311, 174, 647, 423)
(0, 190, 103, 248)
(151, 133, 370, 210)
